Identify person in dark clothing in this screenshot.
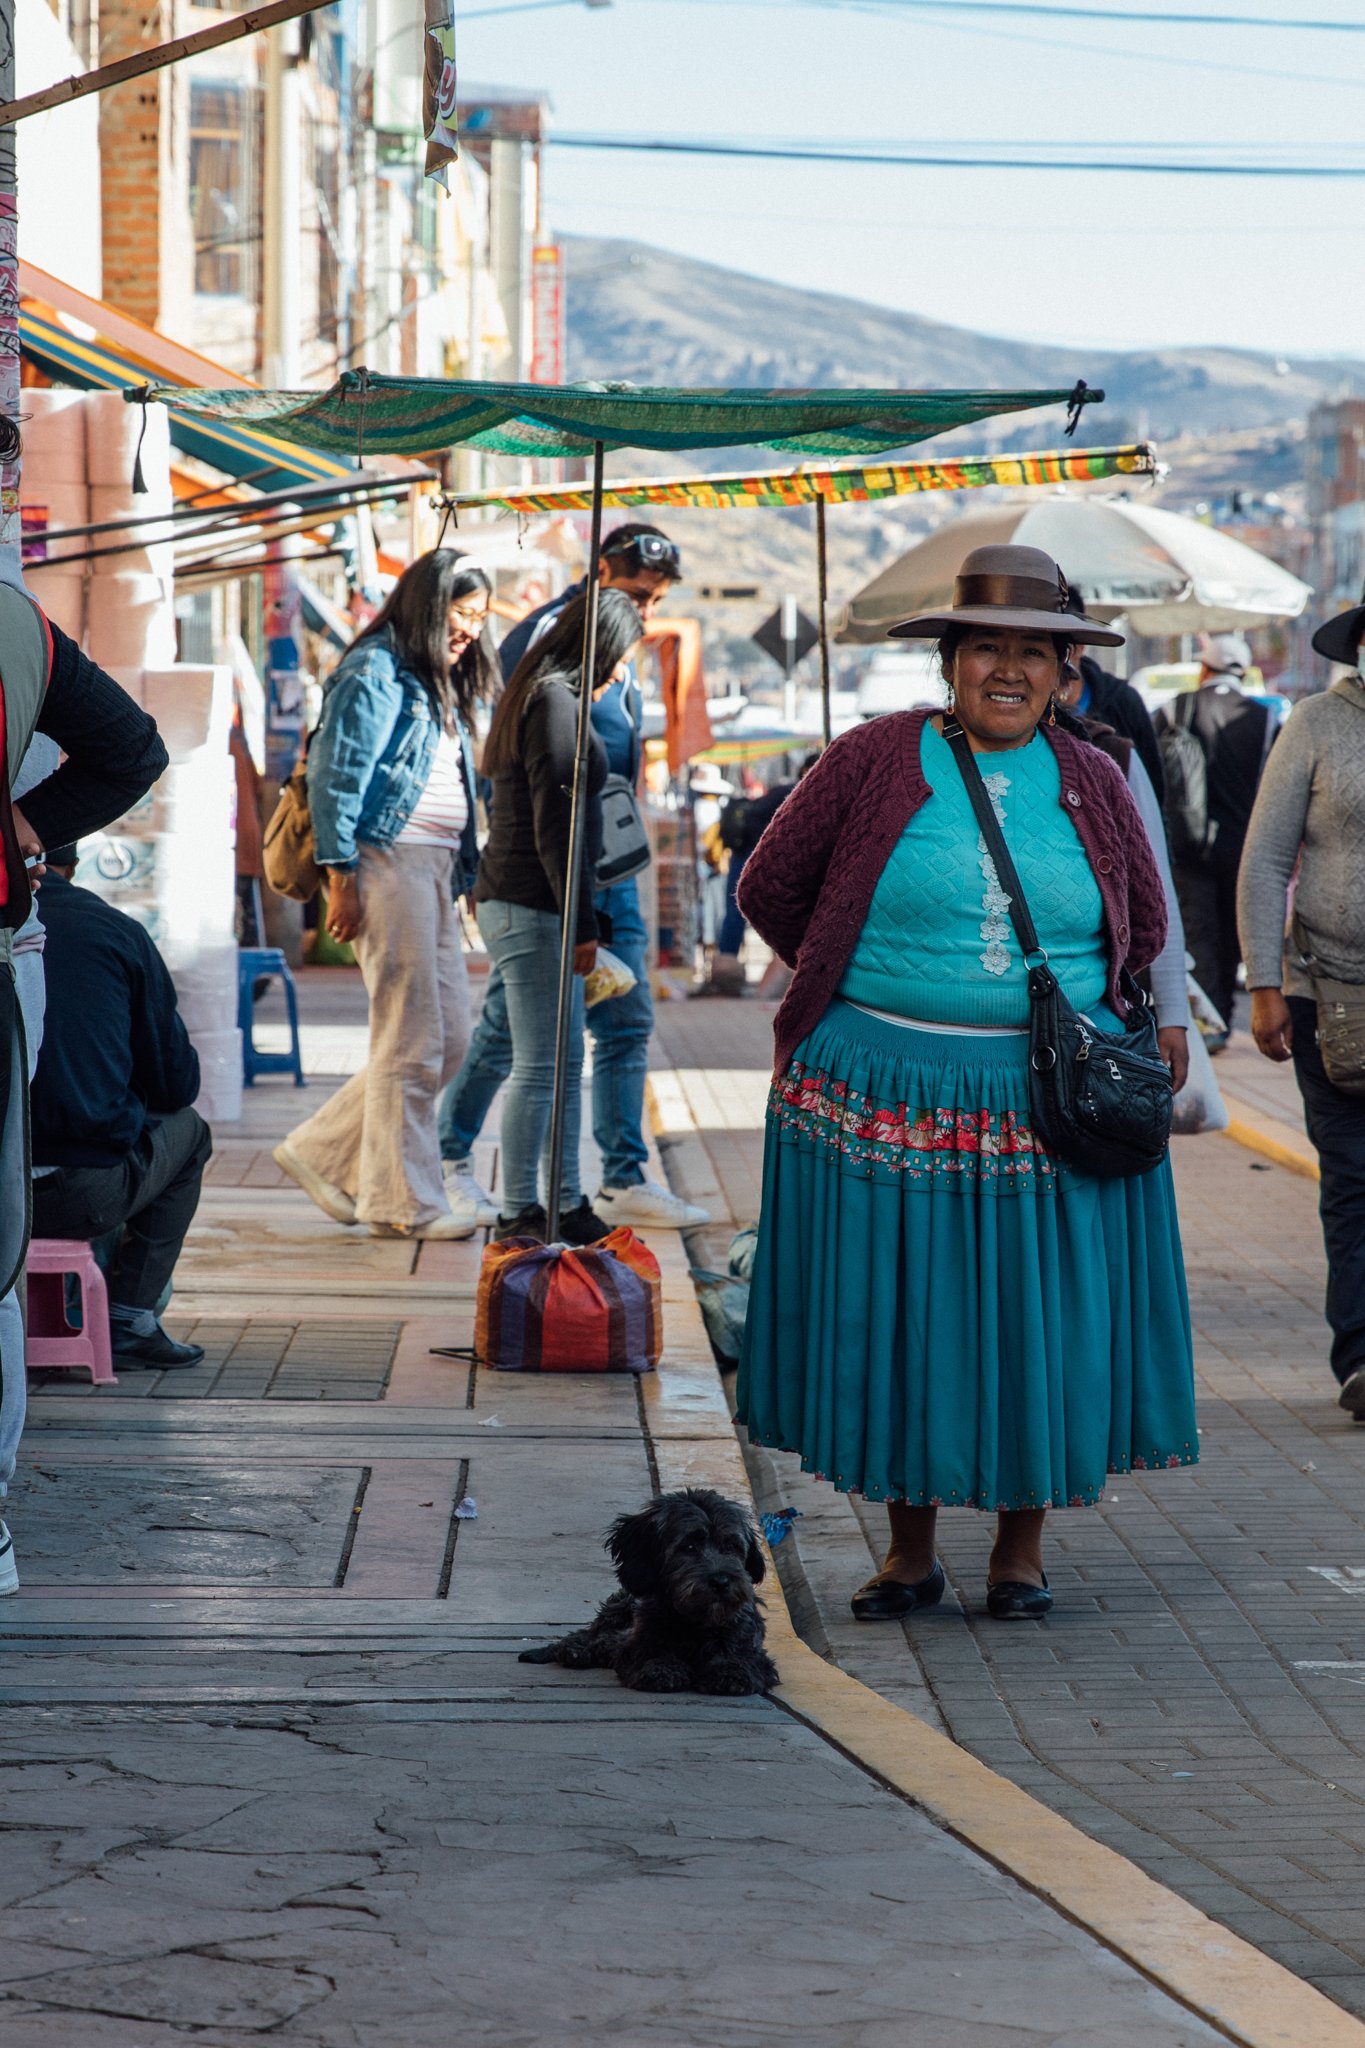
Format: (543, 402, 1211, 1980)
(1, 589, 169, 1588)
(29, 853, 210, 1372)
(713, 770, 807, 971)
(1062, 583, 1165, 803)
(1155, 633, 1275, 1041)
(10, 626, 168, 863)
(475, 588, 642, 1245)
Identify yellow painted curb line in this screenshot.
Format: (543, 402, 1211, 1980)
(655, 1393, 1365, 2047)
(1221, 1113, 1320, 1183)
(648, 1062, 1363, 2048)
(767, 1614, 1363, 2048)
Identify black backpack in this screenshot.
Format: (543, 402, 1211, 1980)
(1159, 693, 1210, 863)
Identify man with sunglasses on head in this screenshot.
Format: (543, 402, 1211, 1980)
(439, 524, 712, 1231)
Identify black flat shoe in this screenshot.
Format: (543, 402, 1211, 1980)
(985, 1575, 1052, 1619)
(110, 1323, 205, 1372)
(850, 1560, 945, 1621)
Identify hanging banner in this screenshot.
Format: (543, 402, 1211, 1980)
(435, 443, 1156, 516)
(530, 244, 564, 386)
(423, 0, 459, 188)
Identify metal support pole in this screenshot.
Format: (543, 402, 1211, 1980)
(0, 0, 19, 581)
(816, 496, 832, 748)
(0, 0, 340, 128)
(545, 439, 605, 1243)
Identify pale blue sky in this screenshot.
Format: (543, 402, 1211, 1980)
(459, 0, 1365, 357)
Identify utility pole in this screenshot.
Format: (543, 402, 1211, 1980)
(0, 0, 20, 582)
(262, 19, 302, 387)
(781, 592, 798, 725)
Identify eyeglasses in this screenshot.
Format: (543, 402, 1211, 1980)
(602, 532, 681, 576)
(448, 602, 489, 630)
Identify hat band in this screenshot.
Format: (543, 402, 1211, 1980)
(951, 572, 1068, 616)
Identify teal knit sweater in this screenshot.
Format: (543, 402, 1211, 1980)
(837, 722, 1115, 1029)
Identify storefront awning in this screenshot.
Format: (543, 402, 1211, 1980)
(131, 372, 1105, 461)
(19, 265, 354, 494)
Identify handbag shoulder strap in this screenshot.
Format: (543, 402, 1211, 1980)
(942, 721, 1043, 961)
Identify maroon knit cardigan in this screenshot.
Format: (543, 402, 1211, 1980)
(737, 707, 1168, 1079)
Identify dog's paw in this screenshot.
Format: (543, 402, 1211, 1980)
(517, 1642, 562, 1665)
(697, 1662, 771, 1696)
(625, 1659, 690, 1693)
(557, 1638, 607, 1670)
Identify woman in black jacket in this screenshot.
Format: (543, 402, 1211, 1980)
(475, 587, 642, 1244)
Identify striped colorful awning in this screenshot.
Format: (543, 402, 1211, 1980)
(435, 444, 1155, 516)
(21, 305, 354, 494)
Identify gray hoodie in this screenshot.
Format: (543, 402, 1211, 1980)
(1237, 675, 1365, 995)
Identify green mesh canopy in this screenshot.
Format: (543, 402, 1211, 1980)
(129, 372, 1101, 461)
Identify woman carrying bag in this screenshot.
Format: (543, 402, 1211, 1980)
(476, 587, 644, 1246)
(736, 545, 1197, 1621)
(274, 550, 494, 1239)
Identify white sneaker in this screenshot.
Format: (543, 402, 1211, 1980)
(272, 1142, 357, 1225)
(594, 1178, 712, 1230)
(0, 1520, 18, 1596)
(442, 1159, 499, 1230)
(369, 1208, 476, 1241)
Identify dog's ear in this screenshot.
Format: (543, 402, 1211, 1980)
(710, 1496, 767, 1584)
(607, 1503, 665, 1597)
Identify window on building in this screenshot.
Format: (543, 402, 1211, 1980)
(190, 80, 260, 299)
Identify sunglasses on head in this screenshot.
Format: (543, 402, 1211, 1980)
(603, 532, 681, 576)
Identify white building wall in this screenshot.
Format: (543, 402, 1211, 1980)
(15, 0, 102, 293)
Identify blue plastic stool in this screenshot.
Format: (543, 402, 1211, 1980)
(238, 947, 306, 1088)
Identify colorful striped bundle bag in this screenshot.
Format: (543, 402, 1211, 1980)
(475, 1229, 663, 1374)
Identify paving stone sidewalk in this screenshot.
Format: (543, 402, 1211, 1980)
(652, 994, 1365, 2019)
(0, 971, 1228, 2046)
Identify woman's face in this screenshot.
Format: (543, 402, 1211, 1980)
(593, 650, 637, 699)
(946, 626, 1062, 749)
(447, 591, 490, 661)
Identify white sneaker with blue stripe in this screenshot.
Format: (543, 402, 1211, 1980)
(0, 1520, 18, 1596)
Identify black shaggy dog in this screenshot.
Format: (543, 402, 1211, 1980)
(519, 1488, 779, 1696)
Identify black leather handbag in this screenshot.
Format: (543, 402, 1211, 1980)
(945, 725, 1173, 1179)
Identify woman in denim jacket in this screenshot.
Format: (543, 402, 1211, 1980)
(275, 551, 493, 1238)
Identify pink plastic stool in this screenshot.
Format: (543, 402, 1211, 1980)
(25, 1240, 117, 1385)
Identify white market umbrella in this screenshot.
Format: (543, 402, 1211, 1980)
(836, 498, 1312, 642)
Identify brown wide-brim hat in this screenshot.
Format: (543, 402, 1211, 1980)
(1311, 596, 1365, 668)
(889, 543, 1124, 647)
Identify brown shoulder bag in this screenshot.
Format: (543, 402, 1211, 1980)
(262, 754, 323, 904)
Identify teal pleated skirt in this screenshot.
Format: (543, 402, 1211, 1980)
(736, 1000, 1198, 1511)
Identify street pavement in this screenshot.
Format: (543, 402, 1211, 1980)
(0, 968, 1237, 2047)
(651, 994, 1365, 2019)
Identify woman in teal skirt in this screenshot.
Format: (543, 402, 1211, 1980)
(735, 544, 1197, 1619)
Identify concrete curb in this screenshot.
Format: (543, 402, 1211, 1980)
(1219, 1091, 1320, 1183)
(644, 1071, 1365, 2048)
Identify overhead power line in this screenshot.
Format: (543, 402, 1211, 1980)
(773, 0, 1365, 31)
(464, 0, 1365, 32)
(552, 135, 1365, 175)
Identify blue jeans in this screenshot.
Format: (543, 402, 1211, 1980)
(442, 877, 654, 1191)
(473, 899, 585, 1214)
(718, 850, 749, 956)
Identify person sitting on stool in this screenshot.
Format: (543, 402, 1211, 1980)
(28, 848, 211, 1371)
